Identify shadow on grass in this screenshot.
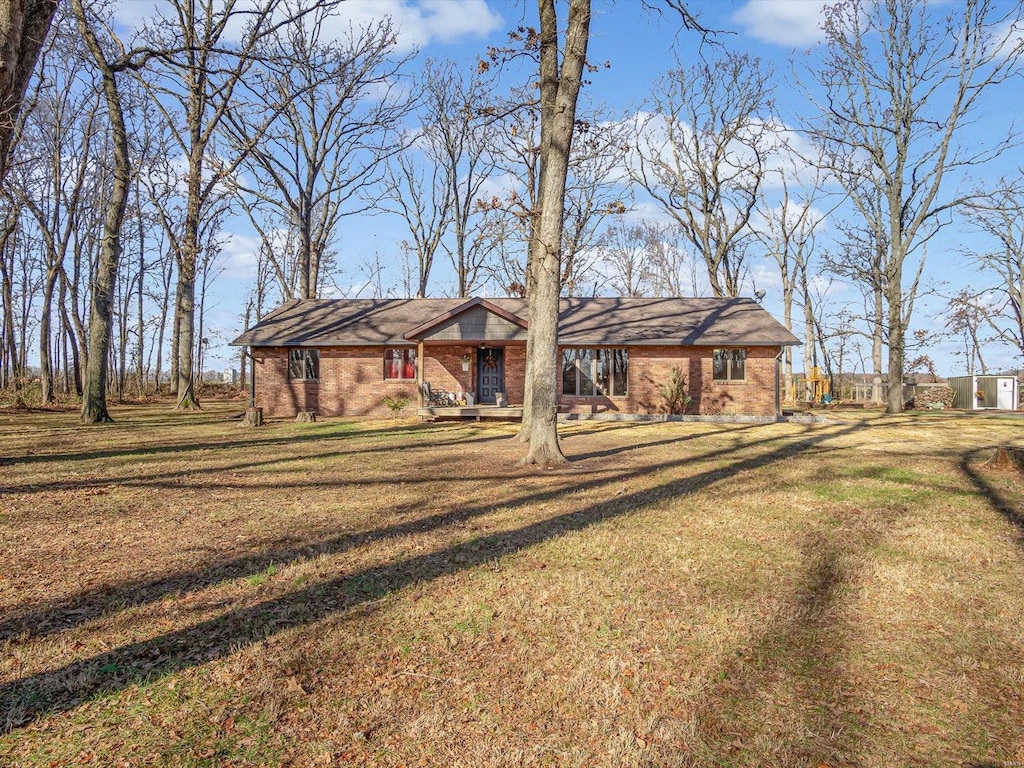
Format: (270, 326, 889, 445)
(680, 518, 889, 766)
(960, 448, 1024, 537)
(564, 421, 768, 461)
(1, 418, 445, 468)
(0, 423, 512, 496)
(0, 423, 779, 642)
(0, 419, 871, 733)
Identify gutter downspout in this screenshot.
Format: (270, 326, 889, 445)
(775, 347, 785, 420)
(249, 347, 256, 408)
(416, 340, 425, 409)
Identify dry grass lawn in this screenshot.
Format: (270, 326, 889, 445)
(1, 403, 1023, 767)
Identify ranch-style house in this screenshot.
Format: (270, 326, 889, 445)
(232, 296, 801, 419)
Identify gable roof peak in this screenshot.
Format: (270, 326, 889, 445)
(403, 296, 528, 340)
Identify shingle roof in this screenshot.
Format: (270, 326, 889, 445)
(231, 297, 800, 347)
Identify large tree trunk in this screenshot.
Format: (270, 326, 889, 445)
(0, 218, 17, 389)
(75, 0, 129, 424)
(175, 263, 197, 408)
(871, 286, 883, 403)
(38, 265, 58, 404)
(58, 281, 82, 396)
(175, 83, 203, 409)
(520, 0, 590, 467)
(781, 274, 793, 403)
(885, 261, 905, 414)
(0, 0, 58, 182)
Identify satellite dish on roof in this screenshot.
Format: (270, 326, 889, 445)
(754, 289, 766, 302)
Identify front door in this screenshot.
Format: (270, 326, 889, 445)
(477, 347, 505, 404)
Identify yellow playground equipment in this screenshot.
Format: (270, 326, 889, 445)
(791, 366, 831, 403)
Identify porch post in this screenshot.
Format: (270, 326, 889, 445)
(417, 340, 424, 408)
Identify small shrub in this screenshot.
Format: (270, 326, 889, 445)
(383, 395, 411, 417)
(658, 367, 692, 415)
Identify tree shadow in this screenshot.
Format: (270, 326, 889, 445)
(0, 419, 867, 733)
(565, 421, 768, 461)
(674, 520, 886, 766)
(960, 448, 1024, 538)
(0, 426, 511, 496)
(0, 422, 814, 642)
(2, 419, 443, 468)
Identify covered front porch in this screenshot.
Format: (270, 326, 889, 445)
(408, 297, 529, 412)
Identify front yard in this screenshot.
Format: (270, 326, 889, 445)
(1, 405, 1022, 766)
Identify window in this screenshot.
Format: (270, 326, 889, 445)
(289, 349, 319, 380)
(562, 348, 628, 396)
(384, 347, 417, 379)
(713, 348, 746, 381)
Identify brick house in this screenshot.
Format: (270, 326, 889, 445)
(232, 296, 800, 419)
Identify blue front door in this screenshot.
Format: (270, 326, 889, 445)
(477, 348, 505, 404)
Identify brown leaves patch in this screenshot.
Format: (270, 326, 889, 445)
(0, 407, 1022, 766)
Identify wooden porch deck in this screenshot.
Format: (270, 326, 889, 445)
(417, 405, 523, 420)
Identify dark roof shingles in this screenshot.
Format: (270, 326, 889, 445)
(232, 297, 799, 347)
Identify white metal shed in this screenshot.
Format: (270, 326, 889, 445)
(948, 375, 1020, 410)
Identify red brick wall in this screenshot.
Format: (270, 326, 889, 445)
(625, 345, 779, 417)
(253, 344, 779, 418)
(253, 345, 527, 418)
(253, 347, 409, 417)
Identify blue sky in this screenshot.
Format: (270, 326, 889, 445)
(188, 0, 1024, 378)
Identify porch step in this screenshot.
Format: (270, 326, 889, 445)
(417, 406, 523, 421)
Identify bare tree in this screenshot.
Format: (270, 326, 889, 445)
(946, 288, 991, 375)
(380, 58, 498, 297)
(425, 60, 498, 297)
(965, 181, 1024, 360)
(7, 17, 102, 404)
(596, 222, 653, 297)
(825, 215, 893, 403)
(519, 0, 591, 466)
(477, 207, 529, 296)
(137, 0, 330, 409)
(805, 0, 1024, 413)
(226, 9, 410, 300)
(755, 166, 832, 402)
(639, 220, 703, 297)
(484, 91, 627, 299)
(631, 52, 775, 297)
(72, 0, 132, 424)
(382, 152, 452, 298)
(559, 114, 629, 297)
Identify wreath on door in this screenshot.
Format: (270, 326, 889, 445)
(483, 353, 497, 369)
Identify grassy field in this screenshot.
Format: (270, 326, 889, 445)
(1, 403, 1022, 767)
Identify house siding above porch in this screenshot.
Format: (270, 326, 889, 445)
(417, 305, 528, 342)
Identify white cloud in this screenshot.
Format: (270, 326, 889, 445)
(619, 199, 679, 228)
(220, 231, 262, 280)
(475, 171, 525, 204)
(992, 17, 1024, 62)
(112, 0, 157, 34)
(749, 260, 783, 291)
(115, 0, 503, 53)
(732, 0, 827, 47)
(287, 0, 504, 54)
